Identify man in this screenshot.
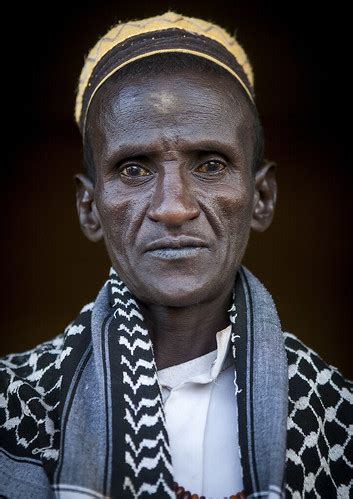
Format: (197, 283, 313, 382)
(0, 11, 352, 499)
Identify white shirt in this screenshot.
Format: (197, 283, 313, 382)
(157, 325, 243, 498)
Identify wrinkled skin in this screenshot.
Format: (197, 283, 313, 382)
(76, 70, 277, 368)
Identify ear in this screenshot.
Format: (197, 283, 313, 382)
(74, 173, 103, 242)
(250, 160, 277, 232)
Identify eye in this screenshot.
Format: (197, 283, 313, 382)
(194, 160, 226, 174)
(120, 165, 151, 177)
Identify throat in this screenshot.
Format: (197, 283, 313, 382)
(138, 296, 232, 370)
(154, 332, 220, 371)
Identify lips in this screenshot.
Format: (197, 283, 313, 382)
(144, 236, 208, 253)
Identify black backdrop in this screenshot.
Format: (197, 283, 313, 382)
(1, 1, 352, 378)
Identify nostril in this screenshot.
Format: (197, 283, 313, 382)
(147, 196, 200, 225)
(147, 172, 200, 225)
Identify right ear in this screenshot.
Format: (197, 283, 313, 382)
(74, 173, 103, 242)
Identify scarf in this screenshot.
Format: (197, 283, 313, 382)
(0, 266, 352, 498)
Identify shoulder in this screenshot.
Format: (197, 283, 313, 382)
(0, 301, 94, 387)
(0, 301, 94, 462)
(283, 331, 352, 417)
(283, 331, 353, 393)
(283, 332, 352, 496)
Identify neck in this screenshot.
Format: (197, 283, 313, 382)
(138, 292, 232, 370)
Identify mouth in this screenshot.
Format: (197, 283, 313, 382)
(144, 236, 209, 259)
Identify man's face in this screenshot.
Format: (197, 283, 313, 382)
(85, 70, 259, 307)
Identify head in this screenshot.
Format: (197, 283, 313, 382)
(82, 54, 265, 183)
(75, 13, 277, 308)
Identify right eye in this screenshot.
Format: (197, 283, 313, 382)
(120, 165, 152, 177)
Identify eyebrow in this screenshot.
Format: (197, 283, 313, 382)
(104, 139, 242, 165)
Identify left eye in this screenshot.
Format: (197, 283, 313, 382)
(194, 161, 226, 174)
(120, 165, 151, 177)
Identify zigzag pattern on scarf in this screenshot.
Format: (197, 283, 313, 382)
(108, 269, 175, 498)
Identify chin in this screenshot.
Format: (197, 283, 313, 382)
(151, 292, 203, 308)
(133, 278, 220, 308)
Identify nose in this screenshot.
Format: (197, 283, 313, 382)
(147, 167, 200, 227)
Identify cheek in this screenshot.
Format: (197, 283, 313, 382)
(206, 178, 254, 241)
(95, 182, 142, 257)
(223, 190, 254, 265)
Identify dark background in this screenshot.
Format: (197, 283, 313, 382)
(1, 1, 352, 377)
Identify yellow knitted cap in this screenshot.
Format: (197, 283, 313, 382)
(75, 11, 254, 134)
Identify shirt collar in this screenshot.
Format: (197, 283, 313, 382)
(157, 324, 232, 389)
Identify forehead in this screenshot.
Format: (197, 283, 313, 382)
(86, 70, 256, 163)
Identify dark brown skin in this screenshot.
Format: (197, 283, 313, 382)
(75, 70, 277, 369)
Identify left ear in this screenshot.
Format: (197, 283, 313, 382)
(250, 160, 277, 232)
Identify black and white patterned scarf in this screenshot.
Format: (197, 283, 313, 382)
(0, 266, 352, 498)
